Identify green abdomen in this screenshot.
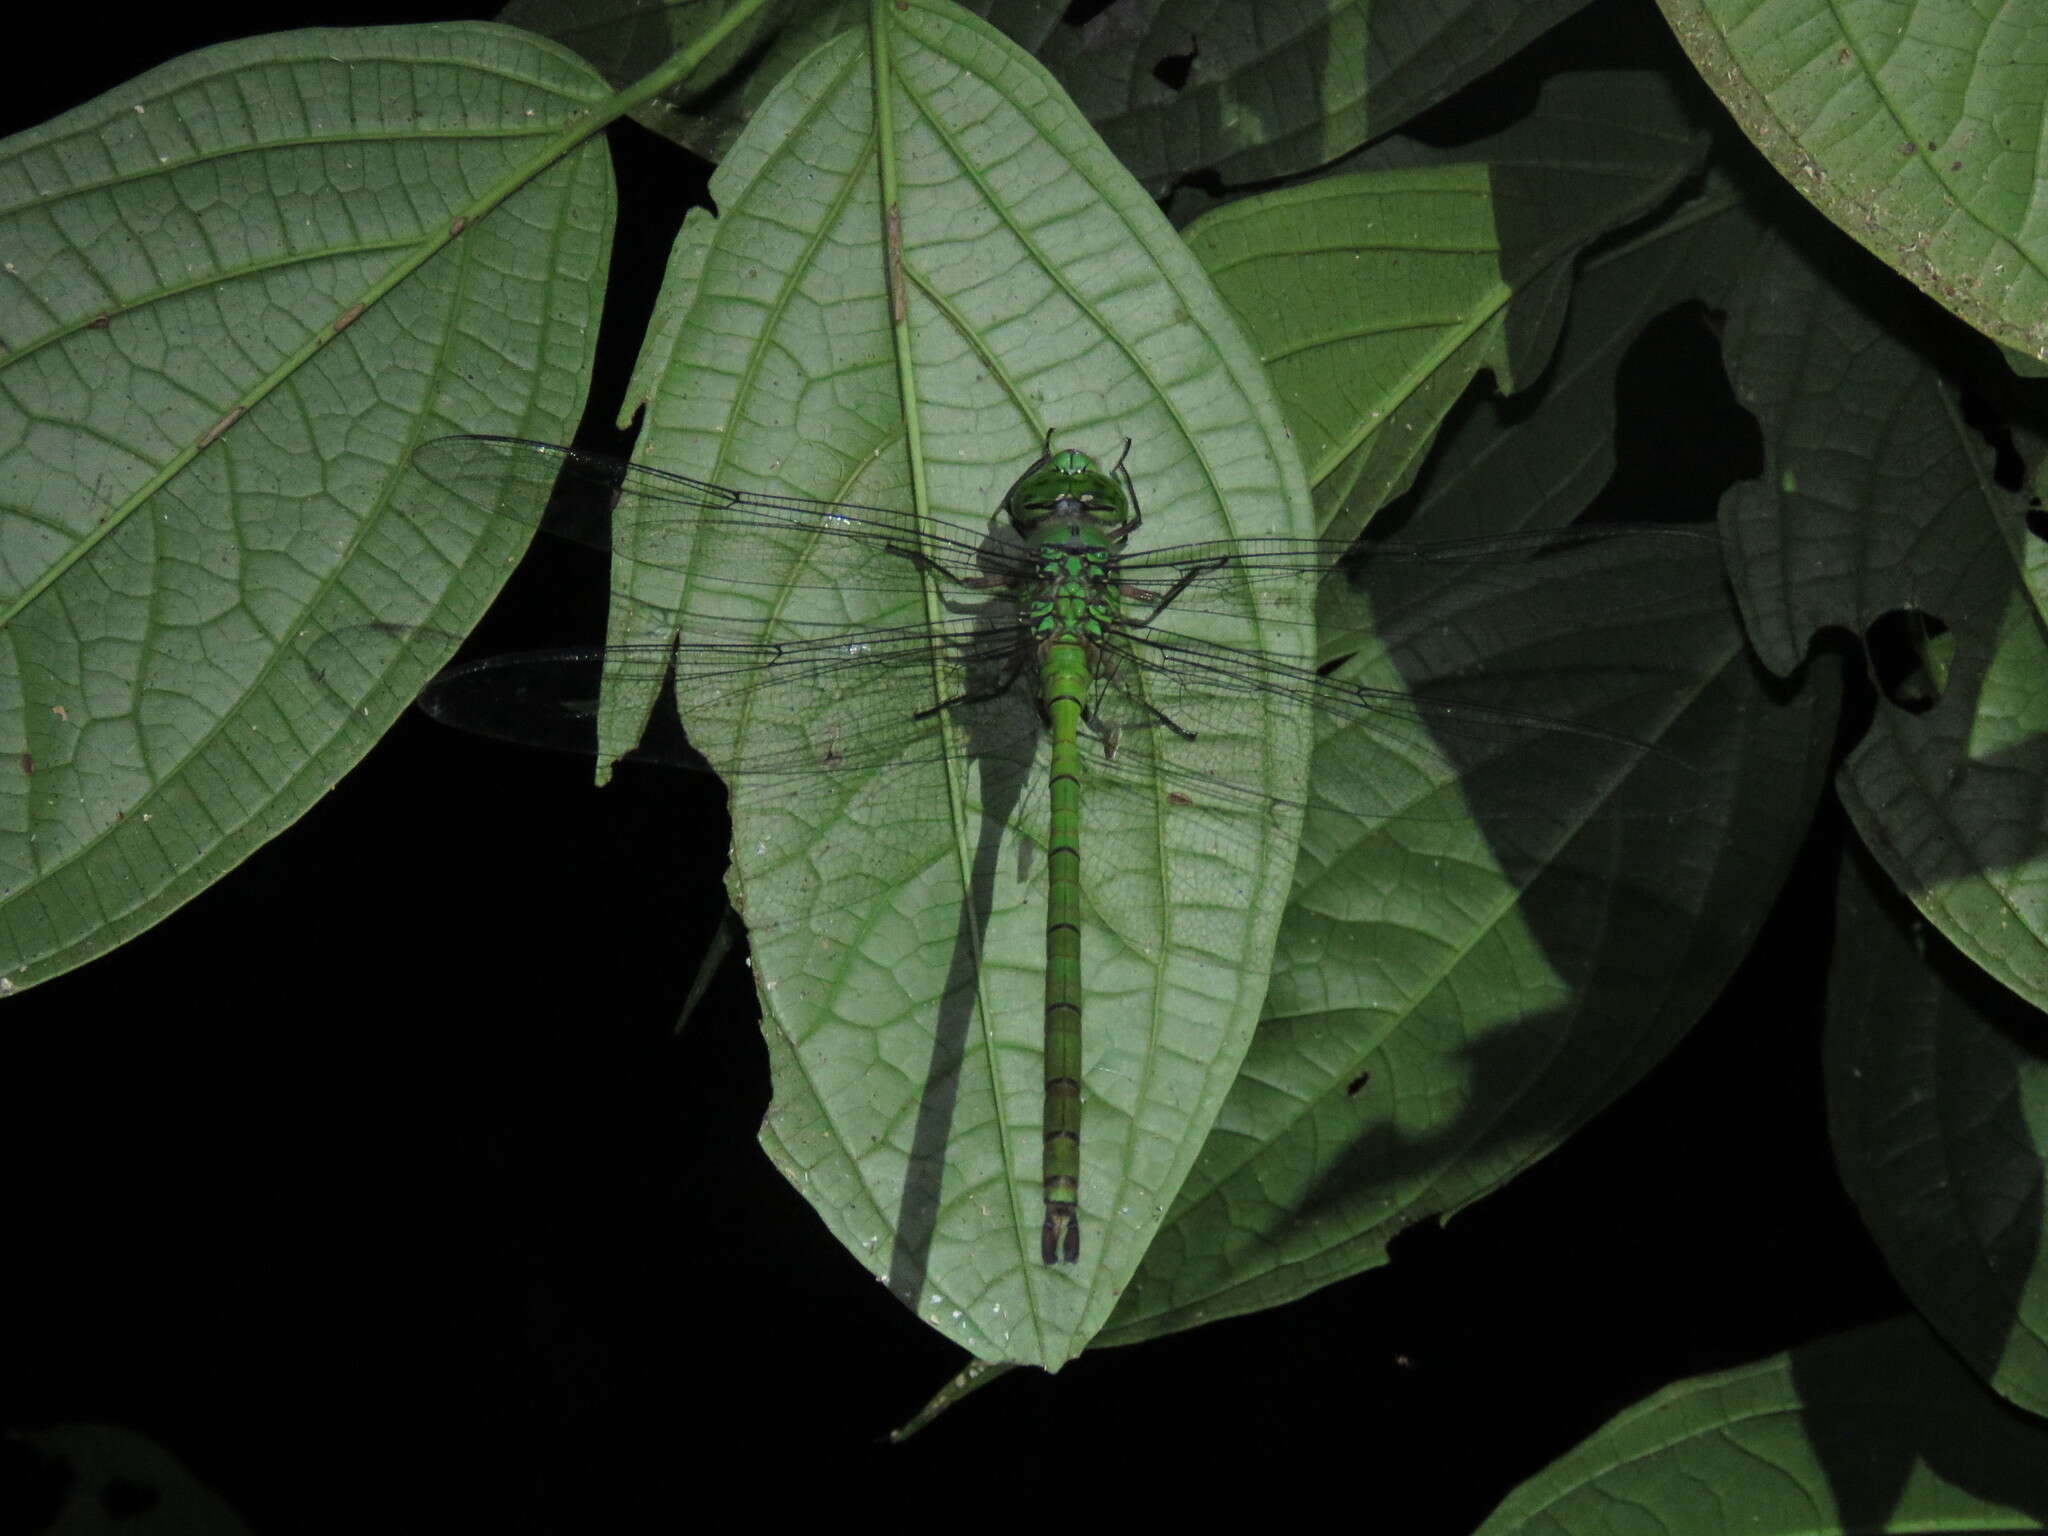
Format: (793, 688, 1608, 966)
(1039, 635, 1090, 1264)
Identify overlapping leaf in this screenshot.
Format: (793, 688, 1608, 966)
(1183, 72, 1714, 543)
(1476, 1315, 2048, 1531)
(1828, 846, 2048, 1419)
(1659, 0, 2048, 361)
(1106, 82, 1830, 1338)
(0, 25, 616, 991)
(1717, 214, 2048, 1008)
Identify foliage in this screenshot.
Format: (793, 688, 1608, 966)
(5, 0, 2047, 1520)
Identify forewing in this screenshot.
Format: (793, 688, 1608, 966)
(1115, 526, 1721, 637)
(412, 434, 1009, 590)
(418, 616, 1035, 777)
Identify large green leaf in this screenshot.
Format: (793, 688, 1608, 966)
(1476, 1315, 2048, 1531)
(1716, 210, 2048, 1008)
(0, 24, 617, 992)
(596, 0, 1311, 1368)
(1829, 845, 2048, 1419)
(1102, 95, 1834, 1338)
(1658, 0, 2048, 362)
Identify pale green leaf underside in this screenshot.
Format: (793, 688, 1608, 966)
(608, 1, 1311, 1368)
(0, 25, 615, 990)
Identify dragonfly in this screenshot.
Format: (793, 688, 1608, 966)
(407, 432, 1710, 1266)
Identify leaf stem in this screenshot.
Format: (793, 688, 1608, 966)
(871, 0, 932, 536)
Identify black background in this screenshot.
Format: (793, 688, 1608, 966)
(3, 4, 1904, 1531)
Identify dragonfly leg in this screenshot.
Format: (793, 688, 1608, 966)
(1079, 702, 1123, 760)
(1108, 443, 1142, 540)
(910, 641, 1032, 720)
(1000, 432, 1059, 515)
(885, 542, 1013, 592)
(1088, 644, 1199, 746)
(1088, 664, 1197, 744)
(1122, 557, 1230, 626)
(1139, 698, 1198, 741)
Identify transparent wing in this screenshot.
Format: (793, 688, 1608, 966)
(412, 434, 1025, 598)
(1114, 525, 1723, 632)
(1086, 521, 1725, 830)
(415, 434, 1716, 640)
(403, 434, 1721, 827)
(419, 616, 1043, 779)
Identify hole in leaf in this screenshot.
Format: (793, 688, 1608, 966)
(1865, 607, 1953, 712)
(2026, 510, 2048, 543)
(1346, 1072, 1371, 1097)
(1152, 38, 1197, 92)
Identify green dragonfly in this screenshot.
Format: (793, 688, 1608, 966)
(409, 432, 1710, 1266)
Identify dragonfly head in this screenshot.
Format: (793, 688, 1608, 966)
(1004, 448, 1130, 545)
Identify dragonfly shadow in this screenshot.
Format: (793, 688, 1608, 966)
(886, 744, 1033, 1297)
(298, 620, 460, 719)
(306, 621, 709, 771)
(884, 644, 1038, 1296)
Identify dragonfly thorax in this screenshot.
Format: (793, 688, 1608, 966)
(1023, 543, 1122, 644)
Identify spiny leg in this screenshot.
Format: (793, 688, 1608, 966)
(886, 541, 1014, 593)
(1005, 431, 1057, 507)
(1092, 692, 1198, 744)
(1107, 439, 1142, 540)
(1121, 555, 1231, 627)
(1086, 661, 1197, 749)
(1139, 697, 1198, 741)
(911, 641, 1032, 720)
